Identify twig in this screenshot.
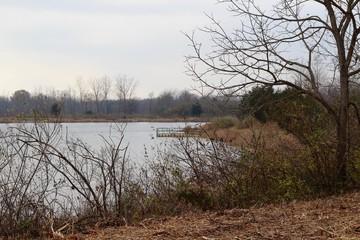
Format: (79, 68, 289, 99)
(50, 219, 70, 239)
(206, 213, 255, 227)
(317, 226, 337, 237)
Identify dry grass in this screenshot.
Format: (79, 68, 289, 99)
(201, 122, 301, 151)
(55, 191, 360, 240)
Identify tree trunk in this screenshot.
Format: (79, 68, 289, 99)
(336, 74, 349, 183)
(336, 116, 347, 182)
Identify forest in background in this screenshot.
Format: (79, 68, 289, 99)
(0, 86, 238, 120)
(0, 75, 231, 119)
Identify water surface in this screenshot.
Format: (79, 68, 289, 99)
(69, 122, 203, 163)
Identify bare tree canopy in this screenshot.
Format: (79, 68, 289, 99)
(114, 75, 138, 114)
(186, 0, 360, 182)
(88, 76, 112, 114)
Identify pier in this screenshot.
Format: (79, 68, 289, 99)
(156, 127, 200, 137)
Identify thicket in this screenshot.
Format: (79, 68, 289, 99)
(143, 87, 360, 216)
(1, 86, 360, 238)
(237, 86, 360, 189)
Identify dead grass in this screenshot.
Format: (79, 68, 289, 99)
(200, 122, 301, 151)
(57, 191, 360, 240)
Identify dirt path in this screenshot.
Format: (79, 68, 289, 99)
(65, 192, 360, 240)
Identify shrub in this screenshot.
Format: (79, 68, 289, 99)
(143, 121, 357, 212)
(211, 116, 238, 129)
(237, 115, 256, 129)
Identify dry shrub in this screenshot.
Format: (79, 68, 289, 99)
(143, 122, 356, 214)
(0, 121, 145, 239)
(211, 116, 239, 129)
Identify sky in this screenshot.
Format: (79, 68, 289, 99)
(0, 0, 234, 98)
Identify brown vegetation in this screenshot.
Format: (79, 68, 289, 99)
(60, 191, 360, 240)
(1, 119, 359, 239)
(55, 121, 358, 239)
(200, 121, 300, 150)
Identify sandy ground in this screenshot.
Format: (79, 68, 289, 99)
(59, 191, 360, 240)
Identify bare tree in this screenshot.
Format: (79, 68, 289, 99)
(76, 77, 88, 114)
(88, 76, 112, 114)
(102, 77, 112, 114)
(148, 92, 154, 115)
(186, 0, 360, 182)
(0, 119, 136, 236)
(153, 90, 176, 117)
(60, 87, 77, 115)
(10, 90, 32, 116)
(114, 75, 138, 114)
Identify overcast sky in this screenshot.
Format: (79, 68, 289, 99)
(0, 0, 236, 98)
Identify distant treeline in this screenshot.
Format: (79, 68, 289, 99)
(0, 88, 240, 118)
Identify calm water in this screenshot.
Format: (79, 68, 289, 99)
(63, 122, 201, 163)
(0, 121, 203, 212)
(0, 121, 202, 163)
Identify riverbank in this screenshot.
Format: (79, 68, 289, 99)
(63, 191, 360, 239)
(3, 119, 357, 239)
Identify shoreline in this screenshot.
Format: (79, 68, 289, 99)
(0, 115, 208, 124)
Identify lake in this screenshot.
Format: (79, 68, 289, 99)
(0, 121, 203, 164)
(0, 121, 206, 218)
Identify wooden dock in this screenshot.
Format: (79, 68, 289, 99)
(156, 127, 200, 137)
